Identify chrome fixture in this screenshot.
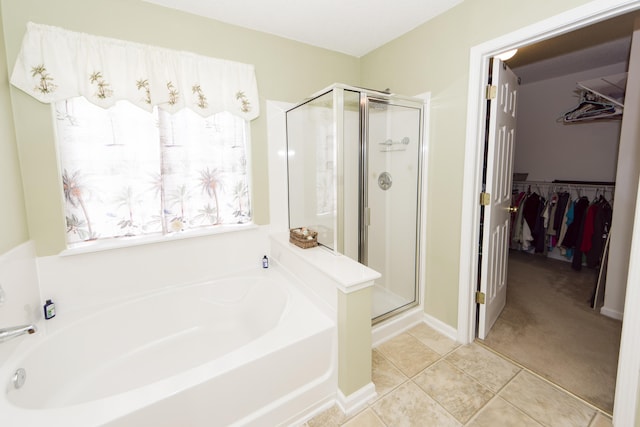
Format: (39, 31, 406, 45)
(12, 368, 26, 389)
(378, 172, 393, 191)
(0, 324, 37, 343)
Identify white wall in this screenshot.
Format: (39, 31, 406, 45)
(0, 242, 41, 363)
(266, 101, 294, 234)
(36, 227, 270, 332)
(604, 21, 640, 320)
(514, 62, 625, 182)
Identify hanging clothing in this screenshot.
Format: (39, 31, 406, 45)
(533, 196, 547, 253)
(509, 182, 614, 276)
(580, 202, 599, 254)
(586, 198, 613, 268)
(562, 197, 590, 249)
(554, 192, 571, 240)
(522, 192, 541, 233)
(510, 191, 527, 248)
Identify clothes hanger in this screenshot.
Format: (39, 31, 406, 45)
(560, 91, 620, 123)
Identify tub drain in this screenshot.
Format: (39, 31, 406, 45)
(12, 368, 26, 389)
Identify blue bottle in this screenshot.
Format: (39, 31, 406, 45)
(43, 299, 56, 319)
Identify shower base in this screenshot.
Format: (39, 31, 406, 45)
(372, 284, 413, 319)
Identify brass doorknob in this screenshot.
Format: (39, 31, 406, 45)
(508, 206, 518, 213)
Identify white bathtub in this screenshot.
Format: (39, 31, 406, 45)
(0, 266, 336, 427)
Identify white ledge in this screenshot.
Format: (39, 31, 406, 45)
(60, 223, 258, 256)
(269, 233, 380, 294)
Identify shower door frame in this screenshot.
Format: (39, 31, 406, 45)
(359, 92, 426, 324)
(285, 83, 427, 323)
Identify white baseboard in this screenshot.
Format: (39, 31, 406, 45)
(283, 396, 335, 427)
(423, 312, 458, 342)
(600, 306, 623, 321)
(371, 307, 423, 347)
(336, 383, 377, 416)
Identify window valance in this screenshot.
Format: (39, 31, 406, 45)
(10, 22, 260, 120)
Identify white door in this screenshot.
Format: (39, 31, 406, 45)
(478, 59, 518, 340)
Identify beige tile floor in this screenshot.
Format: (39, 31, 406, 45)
(304, 323, 613, 427)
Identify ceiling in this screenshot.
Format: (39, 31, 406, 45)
(507, 11, 640, 83)
(142, 0, 464, 57)
(142, 1, 639, 82)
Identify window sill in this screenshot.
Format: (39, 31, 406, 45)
(59, 223, 258, 257)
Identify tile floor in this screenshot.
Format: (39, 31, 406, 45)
(304, 323, 613, 427)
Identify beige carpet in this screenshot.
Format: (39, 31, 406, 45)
(480, 250, 622, 414)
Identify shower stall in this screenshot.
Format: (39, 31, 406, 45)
(286, 84, 424, 322)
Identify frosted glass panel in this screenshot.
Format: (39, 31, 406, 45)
(286, 91, 336, 249)
(367, 101, 422, 319)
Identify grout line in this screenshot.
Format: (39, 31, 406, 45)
(475, 340, 612, 418)
(378, 342, 491, 425)
(369, 349, 411, 402)
(366, 406, 388, 427)
(372, 338, 612, 427)
(405, 327, 462, 359)
(373, 343, 465, 423)
(462, 393, 545, 427)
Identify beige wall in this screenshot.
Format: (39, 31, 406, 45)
(0, 0, 627, 323)
(338, 287, 373, 396)
(0, 6, 28, 255)
(360, 0, 598, 328)
(0, 0, 360, 255)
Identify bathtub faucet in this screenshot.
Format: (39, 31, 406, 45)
(0, 324, 37, 343)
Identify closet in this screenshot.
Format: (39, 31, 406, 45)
(510, 180, 615, 306)
(508, 61, 627, 311)
(484, 55, 628, 414)
(478, 11, 640, 415)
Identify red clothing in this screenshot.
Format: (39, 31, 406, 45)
(580, 204, 598, 253)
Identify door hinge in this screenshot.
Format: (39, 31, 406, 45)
(485, 85, 497, 100)
(476, 291, 486, 304)
(480, 192, 490, 206)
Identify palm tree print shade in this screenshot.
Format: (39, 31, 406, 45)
(56, 96, 251, 245)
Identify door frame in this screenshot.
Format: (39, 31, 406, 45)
(457, 0, 640, 424)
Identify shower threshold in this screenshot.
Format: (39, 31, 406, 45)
(372, 284, 414, 320)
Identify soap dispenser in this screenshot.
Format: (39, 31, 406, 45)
(43, 299, 56, 320)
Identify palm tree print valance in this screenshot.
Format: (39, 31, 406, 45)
(10, 22, 260, 120)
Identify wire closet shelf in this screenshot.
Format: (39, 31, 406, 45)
(512, 179, 616, 202)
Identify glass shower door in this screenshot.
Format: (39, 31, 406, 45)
(365, 99, 422, 321)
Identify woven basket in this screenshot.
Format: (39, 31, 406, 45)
(289, 228, 318, 249)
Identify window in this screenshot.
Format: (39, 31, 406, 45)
(9, 22, 261, 249)
(56, 96, 251, 246)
